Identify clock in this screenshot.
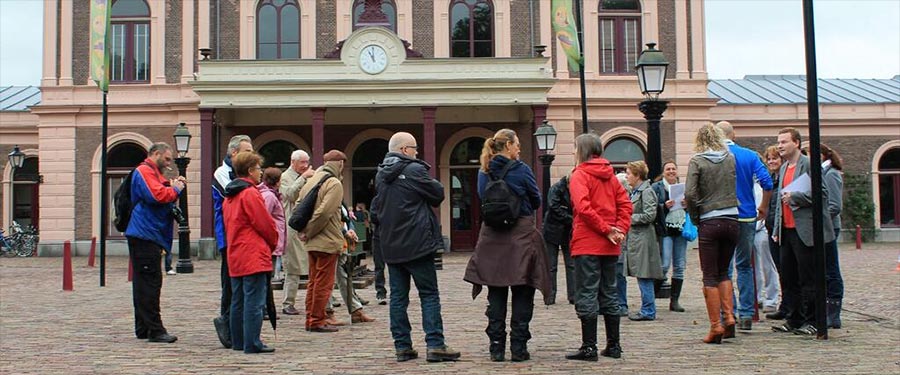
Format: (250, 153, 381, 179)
(359, 44, 389, 75)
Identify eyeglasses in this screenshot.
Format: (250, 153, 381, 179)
(404, 145, 418, 150)
(250, 166, 262, 172)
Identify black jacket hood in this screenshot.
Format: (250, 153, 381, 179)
(224, 178, 254, 197)
(378, 152, 432, 184)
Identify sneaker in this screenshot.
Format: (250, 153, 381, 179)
(377, 296, 387, 306)
(793, 323, 818, 336)
(148, 333, 178, 343)
(396, 348, 419, 362)
(282, 306, 300, 315)
(627, 313, 654, 321)
(426, 345, 461, 362)
(738, 317, 752, 331)
(166, 270, 176, 275)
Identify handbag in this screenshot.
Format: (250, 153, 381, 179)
(681, 215, 698, 242)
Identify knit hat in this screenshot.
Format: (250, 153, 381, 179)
(323, 150, 347, 162)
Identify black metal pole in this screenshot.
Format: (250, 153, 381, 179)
(539, 154, 555, 211)
(175, 157, 194, 273)
(100, 91, 108, 287)
(573, 0, 589, 134)
(802, 0, 827, 340)
(638, 100, 668, 182)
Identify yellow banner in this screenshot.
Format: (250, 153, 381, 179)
(89, 0, 111, 92)
(551, 0, 583, 72)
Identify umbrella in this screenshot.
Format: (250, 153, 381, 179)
(266, 273, 277, 339)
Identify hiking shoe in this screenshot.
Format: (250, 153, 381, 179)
(426, 345, 461, 362)
(396, 348, 419, 362)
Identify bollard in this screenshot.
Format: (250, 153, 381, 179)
(855, 225, 862, 250)
(63, 241, 73, 291)
(128, 256, 133, 282)
(87, 237, 97, 267)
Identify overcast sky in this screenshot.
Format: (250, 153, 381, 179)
(1, 0, 898, 86)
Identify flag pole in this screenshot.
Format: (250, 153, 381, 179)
(573, 0, 589, 134)
(90, 0, 111, 287)
(100, 90, 108, 287)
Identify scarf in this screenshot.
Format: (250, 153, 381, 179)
(662, 178, 685, 230)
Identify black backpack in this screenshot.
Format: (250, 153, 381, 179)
(113, 169, 136, 232)
(288, 174, 334, 232)
(641, 187, 666, 237)
(480, 162, 521, 231)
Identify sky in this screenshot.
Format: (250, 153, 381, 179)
(0, 0, 898, 86)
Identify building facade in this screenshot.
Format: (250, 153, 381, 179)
(0, 0, 896, 255)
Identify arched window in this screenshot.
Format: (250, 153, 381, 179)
(450, 0, 494, 58)
(598, 0, 641, 74)
(111, 0, 151, 82)
(11, 157, 39, 229)
(604, 137, 645, 173)
(352, 0, 397, 32)
(351, 139, 388, 209)
(878, 147, 900, 227)
(257, 0, 301, 59)
(258, 140, 297, 169)
(107, 142, 147, 237)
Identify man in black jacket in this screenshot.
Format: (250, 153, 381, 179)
(543, 175, 575, 305)
(370, 132, 461, 363)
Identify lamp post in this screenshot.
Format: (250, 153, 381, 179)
(635, 43, 670, 180)
(7, 145, 25, 227)
(173, 123, 194, 274)
(534, 120, 558, 211)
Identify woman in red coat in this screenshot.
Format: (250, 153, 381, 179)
(565, 133, 633, 362)
(223, 151, 279, 354)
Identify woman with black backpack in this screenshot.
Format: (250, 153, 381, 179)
(463, 128, 551, 363)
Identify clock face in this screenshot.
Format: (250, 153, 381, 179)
(359, 44, 388, 74)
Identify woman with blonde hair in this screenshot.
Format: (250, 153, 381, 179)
(624, 161, 663, 321)
(464, 128, 551, 362)
(684, 123, 739, 344)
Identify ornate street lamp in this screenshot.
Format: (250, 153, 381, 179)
(635, 43, 670, 180)
(173, 123, 194, 273)
(534, 120, 557, 211)
(7, 145, 25, 226)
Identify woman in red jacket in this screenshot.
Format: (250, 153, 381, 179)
(565, 133, 633, 362)
(223, 151, 279, 354)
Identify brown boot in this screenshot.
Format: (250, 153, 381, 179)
(325, 311, 347, 326)
(702, 287, 725, 344)
(351, 309, 376, 323)
(718, 280, 736, 339)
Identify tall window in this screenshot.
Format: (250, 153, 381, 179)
(106, 142, 147, 238)
(111, 0, 151, 82)
(352, 0, 397, 32)
(450, 0, 494, 57)
(598, 0, 641, 74)
(257, 0, 301, 59)
(879, 147, 900, 227)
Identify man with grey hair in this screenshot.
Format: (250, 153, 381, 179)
(212, 135, 253, 348)
(280, 149, 315, 315)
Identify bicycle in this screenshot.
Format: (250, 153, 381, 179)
(1, 222, 38, 257)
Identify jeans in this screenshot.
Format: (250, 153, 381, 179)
(826, 229, 844, 300)
(486, 285, 535, 352)
(305, 251, 339, 329)
(229, 272, 267, 353)
(164, 248, 173, 272)
(731, 221, 756, 318)
(781, 228, 817, 328)
(545, 240, 575, 303)
(616, 257, 627, 312)
(273, 256, 283, 279)
(753, 228, 781, 308)
(661, 235, 687, 280)
(388, 254, 445, 350)
(127, 237, 167, 338)
(637, 278, 656, 318)
(574, 255, 619, 318)
(373, 233, 386, 299)
(219, 248, 232, 327)
(698, 218, 739, 287)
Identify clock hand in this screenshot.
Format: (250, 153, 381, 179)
(369, 49, 375, 62)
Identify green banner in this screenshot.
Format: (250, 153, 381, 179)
(551, 0, 583, 72)
(89, 0, 111, 92)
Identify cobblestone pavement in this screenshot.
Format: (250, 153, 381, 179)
(1, 243, 898, 374)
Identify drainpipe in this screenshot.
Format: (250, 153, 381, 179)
(215, 0, 220, 59)
(529, 0, 535, 57)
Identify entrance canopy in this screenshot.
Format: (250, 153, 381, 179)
(190, 27, 554, 108)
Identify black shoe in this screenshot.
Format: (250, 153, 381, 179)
(568, 299, 575, 305)
(628, 313, 655, 321)
(565, 345, 598, 361)
(396, 348, 419, 362)
(253, 346, 276, 354)
(490, 340, 505, 362)
(149, 333, 178, 343)
(766, 310, 787, 320)
(377, 297, 387, 306)
(738, 317, 753, 331)
(213, 316, 232, 349)
(771, 323, 796, 333)
(600, 344, 622, 359)
(136, 331, 148, 339)
(426, 345, 461, 362)
(510, 351, 530, 362)
(793, 323, 818, 336)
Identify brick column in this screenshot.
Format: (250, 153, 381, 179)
(422, 106, 437, 178)
(311, 108, 326, 166)
(200, 109, 215, 238)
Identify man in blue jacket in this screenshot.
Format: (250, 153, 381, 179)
(716, 121, 773, 331)
(212, 135, 253, 348)
(125, 143, 185, 344)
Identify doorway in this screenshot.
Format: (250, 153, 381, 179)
(449, 137, 485, 251)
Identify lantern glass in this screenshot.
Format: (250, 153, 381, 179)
(173, 123, 192, 157)
(533, 120, 557, 152)
(8, 145, 25, 169)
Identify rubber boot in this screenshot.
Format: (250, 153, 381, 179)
(489, 335, 505, 362)
(565, 316, 598, 361)
(826, 299, 842, 329)
(600, 314, 622, 358)
(702, 287, 725, 344)
(669, 278, 685, 312)
(718, 280, 736, 339)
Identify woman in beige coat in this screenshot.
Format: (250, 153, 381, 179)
(624, 161, 663, 321)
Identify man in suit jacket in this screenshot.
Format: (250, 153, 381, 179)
(771, 127, 834, 336)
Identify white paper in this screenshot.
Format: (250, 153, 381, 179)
(782, 173, 811, 194)
(669, 183, 686, 210)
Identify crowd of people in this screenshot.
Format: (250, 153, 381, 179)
(120, 121, 844, 361)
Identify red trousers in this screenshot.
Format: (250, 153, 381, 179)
(305, 251, 339, 328)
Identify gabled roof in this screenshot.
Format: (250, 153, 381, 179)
(0, 86, 41, 111)
(708, 75, 900, 105)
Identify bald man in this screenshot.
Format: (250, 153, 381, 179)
(715, 121, 773, 332)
